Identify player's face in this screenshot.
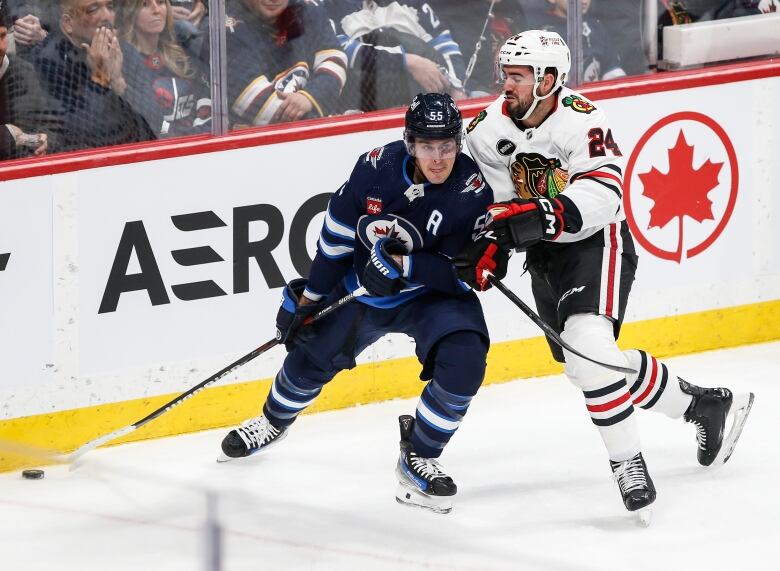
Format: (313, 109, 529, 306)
(501, 64, 538, 120)
(247, 0, 289, 20)
(413, 137, 458, 185)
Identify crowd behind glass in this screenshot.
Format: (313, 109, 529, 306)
(0, 0, 777, 160)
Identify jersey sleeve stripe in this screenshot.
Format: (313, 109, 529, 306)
(577, 175, 623, 199)
(431, 31, 462, 56)
(317, 237, 354, 258)
(315, 60, 348, 87)
(571, 168, 623, 186)
(297, 90, 325, 117)
(324, 208, 356, 239)
(232, 75, 273, 118)
(253, 92, 283, 125)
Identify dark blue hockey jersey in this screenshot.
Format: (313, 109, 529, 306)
(305, 140, 494, 308)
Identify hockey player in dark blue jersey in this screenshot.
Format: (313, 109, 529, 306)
(218, 92, 508, 514)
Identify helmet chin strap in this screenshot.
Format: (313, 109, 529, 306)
(519, 81, 556, 122)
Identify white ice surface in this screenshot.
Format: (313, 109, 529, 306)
(1, 341, 778, 571)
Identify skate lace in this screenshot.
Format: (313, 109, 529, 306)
(689, 419, 707, 451)
(612, 457, 648, 494)
(238, 416, 280, 448)
(409, 454, 449, 480)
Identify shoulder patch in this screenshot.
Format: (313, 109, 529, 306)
(365, 146, 385, 169)
(562, 95, 596, 114)
(466, 110, 487, 133)
(496, 139, 516, 156)
(461, 172, 486, 194)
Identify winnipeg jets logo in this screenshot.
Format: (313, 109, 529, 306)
(461, 173, 485, 194)
(366, 146, 385, 169)
(357, 214, 423, 252)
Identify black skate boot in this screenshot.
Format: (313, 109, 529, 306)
(217, 415, 288, 463)
(395, 415, 457, 514)
(610, 452, 656, 525)
(679, 379, 754, 466)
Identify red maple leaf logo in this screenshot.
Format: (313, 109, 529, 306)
(372, 224, 407, 246)
(638, 130, 723, 230)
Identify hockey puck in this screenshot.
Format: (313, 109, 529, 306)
(21, 469, 44, 480)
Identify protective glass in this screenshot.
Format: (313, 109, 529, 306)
(410, 139, 460, 160)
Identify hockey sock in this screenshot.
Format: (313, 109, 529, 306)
(262, 366, 323, 427)
(582, 378, 642, 462)
(411, 332, 486, 458)
(623, 349, 692, 419)
(413, 380, 473, 458)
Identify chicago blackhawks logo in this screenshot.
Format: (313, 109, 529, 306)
(562, 95, 596, 114)
(509, 153, 568, 199)
(624, 112, 738, 263)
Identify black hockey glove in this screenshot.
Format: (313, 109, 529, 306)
(275, 279, 322, 351)
(362, 237, 407, 297)
(488, 197, 565, 251)
(454, 231, 510, 291)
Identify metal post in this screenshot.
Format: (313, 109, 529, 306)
(208, 1, 229, 136)
(567, 0, 583, 87)
(643, 0, 659, 67)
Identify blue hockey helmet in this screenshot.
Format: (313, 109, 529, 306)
(404, 93, 463, 157)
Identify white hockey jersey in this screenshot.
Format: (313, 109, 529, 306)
(465, 87, 626, 243)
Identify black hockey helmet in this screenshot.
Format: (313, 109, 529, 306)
(403, 93, 463, 157)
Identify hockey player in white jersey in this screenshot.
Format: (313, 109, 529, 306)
(456, 30, 754, 523)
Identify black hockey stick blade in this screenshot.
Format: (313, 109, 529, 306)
(68, 286, 368, 465)
(486, 274, 637, 375)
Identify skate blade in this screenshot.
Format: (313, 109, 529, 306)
(716, 392, 754, 466)
(395, 482, 453, 514)
(636, 507, 652, 527)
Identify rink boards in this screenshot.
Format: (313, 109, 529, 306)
(1, 63, 779, 471)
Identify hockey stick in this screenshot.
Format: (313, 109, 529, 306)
(486, 274, 637, 375)
(67, 286, 368, 465)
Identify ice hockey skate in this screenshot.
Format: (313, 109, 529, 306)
(395, 415, 457, 514)
(679, 379, 755, 467)
(610, 452, 656, 527)
(217, 415, 288, 463)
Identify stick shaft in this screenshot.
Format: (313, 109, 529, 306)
(487, 275, 637, 375)
(69, 287, 367, 462)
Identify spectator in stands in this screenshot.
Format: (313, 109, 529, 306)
(0, 0, 54, 158)
(169, 0, 207, 63)
(225, 0, 348, 127)
(6, 1, 58, 59)
(322, 0, 466, 112)
(31, 0, 155, 151)
(529, 0, 626, 82)
(117, 0, 211, 138)
(428, 0, 527, 96)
